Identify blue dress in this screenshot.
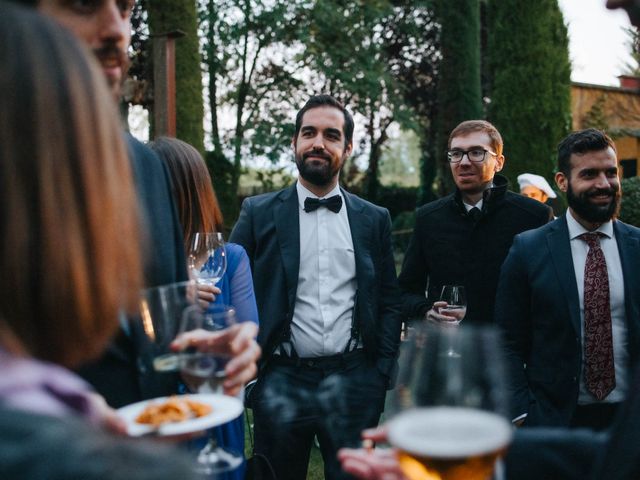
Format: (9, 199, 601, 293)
(202, 243, 259, 479)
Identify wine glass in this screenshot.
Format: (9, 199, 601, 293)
(136, 280, 199, 374)
(179, 304, 243, 475)
(188, 232, 227, 286)
(387, 324, 512, 480)
(437, 285, 467, 325)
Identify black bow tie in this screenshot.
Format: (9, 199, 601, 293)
(304, 195, 343, 213)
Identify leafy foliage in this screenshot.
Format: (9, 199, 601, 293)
(582, 94, 610, 131)
(294, 0, 439, 202)
(433, 0, 483, 195)
(486, 0, 571, 188)
(200, 0, 307, 222)
(620, 176, 640, 227)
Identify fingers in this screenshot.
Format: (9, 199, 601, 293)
(227, 322, 258, 354)
(223, 343, 260, 394)
(87, 393, 128, 436)
(426, 306, 459, 326)
(337, 448, 404, 480)
(170, 328, 221, 351)
(362, 426, 389, 443)
(196, 285, 220, 309)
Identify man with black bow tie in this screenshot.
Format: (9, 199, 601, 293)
(230, 94, 402, 480)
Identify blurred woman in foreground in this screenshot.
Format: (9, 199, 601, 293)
(0, 4, 195, 478)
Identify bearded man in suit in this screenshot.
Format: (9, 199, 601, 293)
(496, 129, 640, 430)
(230, 94, 402, 480)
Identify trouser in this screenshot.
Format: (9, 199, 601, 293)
(251, 351, 387, 480)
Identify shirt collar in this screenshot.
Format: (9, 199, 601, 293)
(463, 198, 484, 211)
(296, 181, 342, 210)
(566, 208, 613, 240)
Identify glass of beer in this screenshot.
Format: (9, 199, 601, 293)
(387, 325, 512, 480)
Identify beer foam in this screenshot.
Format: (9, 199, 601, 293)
(388, 407, 512, 459)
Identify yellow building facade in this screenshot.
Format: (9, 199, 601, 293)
(572, 79, 640, 178)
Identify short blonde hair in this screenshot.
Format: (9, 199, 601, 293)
(0, 4, 142, 367)
(448, 120, 504, 157)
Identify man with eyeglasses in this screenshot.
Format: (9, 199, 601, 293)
(398, 120, 552, 326)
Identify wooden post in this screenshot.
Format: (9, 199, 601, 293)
(152, 30, 185, 138)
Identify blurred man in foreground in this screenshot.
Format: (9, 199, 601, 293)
(11, 0, 260, 405)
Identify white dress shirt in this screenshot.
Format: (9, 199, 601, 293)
(288, 181, 358, 357)
(566, 210, 628, 404)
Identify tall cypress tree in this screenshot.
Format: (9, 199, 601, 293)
(148, 0, 205, 154)
(434, 0, 483, 195)
(486, 0, 571, 189)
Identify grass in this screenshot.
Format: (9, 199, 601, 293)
(244, 409, 326, 479)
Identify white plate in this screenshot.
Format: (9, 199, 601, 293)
(117, 393, 243, 437)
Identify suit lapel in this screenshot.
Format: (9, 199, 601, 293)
(548, 216, 582, 335)
(614, 221, 640, 359)
(274, 185, 300, 311)
(342, 188, 372, 282)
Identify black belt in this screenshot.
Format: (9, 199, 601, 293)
(272, 349, 365, 369)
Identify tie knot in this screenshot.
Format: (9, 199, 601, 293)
(467, 207, 482, 222)
(304, 195, 343, 213)
(579, 232, 605, 249)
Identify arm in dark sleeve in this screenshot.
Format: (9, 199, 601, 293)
(494, 235, 533, 420)
(397, 220, 430, 318)
(375, 209, 403, 379)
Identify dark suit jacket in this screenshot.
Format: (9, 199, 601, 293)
(77, 134, 188, 408)
(229, 184, 402, 381)
(505, 364, 640, 480)
(398, 174, 552, 324)
(495, 215, 640, 426)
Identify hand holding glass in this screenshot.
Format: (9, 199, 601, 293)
(137, 281, 199, 373)
(188, 232, 226, 286)
(436, 285, 467, 324)
(387, 325, 512, 480)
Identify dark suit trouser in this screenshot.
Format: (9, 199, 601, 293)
(251, 352, 387, 480)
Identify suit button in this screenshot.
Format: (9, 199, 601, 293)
(572, 376, 577, 382)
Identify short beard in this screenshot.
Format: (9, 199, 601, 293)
(295, 150, 342, 187)
(567, 181, 621, 224)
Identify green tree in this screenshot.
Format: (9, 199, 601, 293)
(201, 0, 306, 222)
(621, 26, 640, 76)
(148, 0, 205, 153)
(582, 94, 609, 131)
(298, 0, 438, 202)
(382, 1, 440, 205)
(486, 0, 571, 188)
(433, 0, 483, 195)
(620, 176, 640, 227)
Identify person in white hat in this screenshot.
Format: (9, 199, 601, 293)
(518, 173, 557, 204)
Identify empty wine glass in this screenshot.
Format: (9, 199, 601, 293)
(179, 304, 243, 475)
(437, 285, 467, 325)
(188, 232, 226, 286)
(387, 324, 512, 480)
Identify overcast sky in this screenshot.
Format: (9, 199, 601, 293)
(559, 0, 636, 86)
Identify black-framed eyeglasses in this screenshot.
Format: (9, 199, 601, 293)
(447, 148, 497, 163)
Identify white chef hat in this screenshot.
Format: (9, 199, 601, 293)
(517, 173, 557, 199)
